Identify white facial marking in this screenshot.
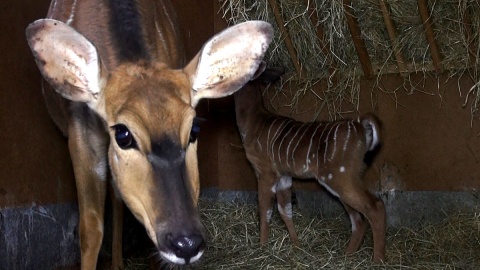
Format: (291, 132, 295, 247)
(328, 173, 333, 180)
(190, 250, 204, 264)
(94, 159, 108, 181)
(159, 250, 204, 265)
(339, 166, 345, 173)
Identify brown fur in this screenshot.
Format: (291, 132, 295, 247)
(235, 79, 386, 263)
(27, 0, 274, 268)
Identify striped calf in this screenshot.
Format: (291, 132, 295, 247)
(234, 76, 386, 263)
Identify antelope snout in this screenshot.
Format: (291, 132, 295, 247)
(166, 233, 205, 263)
(158, 229, 206, 265)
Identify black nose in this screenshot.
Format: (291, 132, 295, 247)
(166, 234, 205, 263)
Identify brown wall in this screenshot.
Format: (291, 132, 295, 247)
(3, 1, 478, 210)
(0, 0, 215, 208)
(0, 0, 76, 208)
(203, 71, 480, 192)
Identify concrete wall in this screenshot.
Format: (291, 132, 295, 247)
(0, 0, 76, 209)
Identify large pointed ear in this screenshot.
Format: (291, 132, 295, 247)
(184, 21, 273, 107)
(26, 19, 105, 105)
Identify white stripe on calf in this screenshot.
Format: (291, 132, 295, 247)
(316, 122, 331, 169)
(266, 118, 280, 151)
(306, 123, 322, 171)
(343, 121, 352, 152)
(324, 123, 339, 163)
(286, 123, 306, 168)
(270, 119, 292, 162)
(277, 122, 297, 165)
(330, 122, 342, 161)
(292, 123, 312, 168)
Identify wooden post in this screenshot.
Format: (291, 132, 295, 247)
(303, 0, 337, 78)
(378, 0, 407, 75)
(267, 0, 306, 79)
(417, 0, 442, 73)
(343, 0, 374, 78)
(462, 4, 477, 66)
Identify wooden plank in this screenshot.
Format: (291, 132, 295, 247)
(462, 4, 477, 66)
(303, 0, 337, 78)
(343, 0, 374, 78)
(378, 0, 407, 75)
(417, 0, 442, 73)
(267, 0, 306, 79)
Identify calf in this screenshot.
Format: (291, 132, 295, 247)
(234, 73, 386, 262)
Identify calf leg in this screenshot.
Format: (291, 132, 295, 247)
(341, 202, 367, 254)
(275, 176, 299, 246)
(257, 172, 276, 245)
(338, 184, 386, 263)
(68, 121, 108, 270)
(110, 185, 124, 270)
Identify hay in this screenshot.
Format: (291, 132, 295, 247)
(220, 0, 480, 122)
(126, 200, 480, 269)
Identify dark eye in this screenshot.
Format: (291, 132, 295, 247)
(112, 124, 137, 149)
(189, 117, 203, 144)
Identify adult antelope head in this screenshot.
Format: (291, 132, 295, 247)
(25, 0, 273, 268)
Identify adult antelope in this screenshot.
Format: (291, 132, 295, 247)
(25, 0, 273, 268)
(234, 72, 386, 263)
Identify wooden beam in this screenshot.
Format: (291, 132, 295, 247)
(303, 0, 337, 78)
(267, 0, 306, 79)
(417, 0, 442, 73)
(462, 4, 477, 66)
(343, 0, 374, 78)
(378, 0, 407, 75)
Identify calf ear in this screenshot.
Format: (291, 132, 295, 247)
(26, 19, 105, 105)
(184, 21, 273, 107)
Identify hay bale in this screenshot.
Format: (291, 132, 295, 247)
(220, 0, 480, 121)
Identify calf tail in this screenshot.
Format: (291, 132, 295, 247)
(361, 113, 381, 151)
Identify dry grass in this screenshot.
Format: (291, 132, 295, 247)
(219, 0, 480, 122)
(126, 200, 480, 269)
